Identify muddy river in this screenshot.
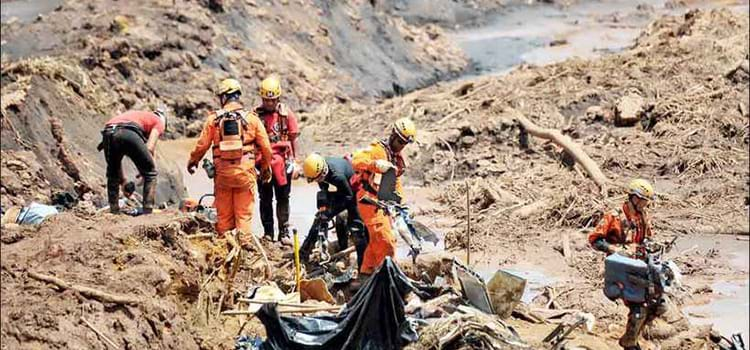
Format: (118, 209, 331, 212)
(453, 0, 749, 76)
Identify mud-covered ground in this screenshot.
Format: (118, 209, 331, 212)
(301, 5, 749, 349)
(1, 0, 749, 349)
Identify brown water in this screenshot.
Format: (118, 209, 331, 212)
(453, 0, 750, 77)
(677, 234, 750, 341)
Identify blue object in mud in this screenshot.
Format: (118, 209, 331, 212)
(16, 203, 59, 225)
(604, 253, 649, 303)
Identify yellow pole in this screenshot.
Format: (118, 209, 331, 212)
(293, 228, 301, 290)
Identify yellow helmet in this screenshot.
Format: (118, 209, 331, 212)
(259, 75, 282, 99)
(302, 153, 328, 182)
(217, 78, 242, 96)
(628, 178, 655, 200)
(392, 118, 417, 143)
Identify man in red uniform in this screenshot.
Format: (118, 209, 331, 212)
(255, 75, 299, 242)
(99, 107, 167, 214)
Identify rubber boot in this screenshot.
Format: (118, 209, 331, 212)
(276, 197, 290, 240)
(141, 176, 156, 214)
(107, 177, 121, 214)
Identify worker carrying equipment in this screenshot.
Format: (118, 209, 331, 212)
(255, 75, 300, 242)
(188, 78, 273, 249)
(588, 178, 665, 350)
(98, 108, 167, 214)
(352, 118, 417, 277)
(299, 154, 366, 270)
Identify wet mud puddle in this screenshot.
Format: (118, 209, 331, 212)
(677, 234, 750, 341)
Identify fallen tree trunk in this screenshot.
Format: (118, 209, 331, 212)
(511, 110, 610, 192)
(28, 271, 140, 305)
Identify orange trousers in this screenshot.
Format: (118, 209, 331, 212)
(214, 184, 254, 246)
(357, 191, 397, 275)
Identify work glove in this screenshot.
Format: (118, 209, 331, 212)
(260, 166, 273, 184)
(374, 159, 395, 173)
(187, 161, 198, 175)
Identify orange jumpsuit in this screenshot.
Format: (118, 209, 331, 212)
(352, 140, 406, 275)
(189, 101, 273, 245)
(587, 202, 652, 251)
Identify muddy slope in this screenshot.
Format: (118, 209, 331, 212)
(0, 210, 294, 349)
(0, 0, 476, 205)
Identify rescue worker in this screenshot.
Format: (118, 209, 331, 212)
(352, 118, 417, 279)
(255, 75, 300, 242)
(99, 107, 167, 214)
(588, 179, 665, 350)
(299, 153, 366, 269)
(187, 78, 273, 248)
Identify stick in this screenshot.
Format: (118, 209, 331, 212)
(222, 305, 342, 316)
(186, 233, 214, 239)
(293, 228, 301, 291)
(562, 231, 571, 261)
(80, 317, 120, 349)
(466, 181, 471, 266)
(247, 231, 273, 279)
(437, 107, 468, 125)
(237, 299, 338, 308)
(28, 271, 140, 306)
(512, 110, 609, 192)
(330, 246, 356, 259)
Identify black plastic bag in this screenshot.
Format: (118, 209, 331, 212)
(257, 258, 427, 350)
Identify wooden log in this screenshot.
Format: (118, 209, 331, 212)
(28, 271, 140, 306)
(511, 110, 609, 192)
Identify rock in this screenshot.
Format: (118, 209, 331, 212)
(183, 52, 201, 69)
(185, 120, 204, 137)
(443, 129, 461, 144)
(549, 38, 568, 47)
(585, 106, 606, 121)
(614, 93, 644, 127)
(460, 135, 477, 146)
(5, 160, 27, 171)
(110, 15, 130, 34)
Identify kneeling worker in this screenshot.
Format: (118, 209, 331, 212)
(187, 78, 273, 248)
(300, 153, 366, 270)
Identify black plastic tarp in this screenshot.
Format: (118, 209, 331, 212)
(256, 257, 428, 350)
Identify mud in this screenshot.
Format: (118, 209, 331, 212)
(300, 5, 749, 348)
(2, 0, 749, 349)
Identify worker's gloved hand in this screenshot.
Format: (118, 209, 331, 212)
(187, 162, 198, 175)
(374, 159, 395, 173)
(261, 166, 273, 183)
